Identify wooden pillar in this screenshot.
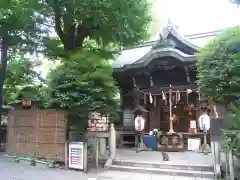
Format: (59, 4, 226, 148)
(119, 88, 124, 128)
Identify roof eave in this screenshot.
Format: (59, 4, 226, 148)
(113, 49, 196, 73)
(169, 28, 199, 51)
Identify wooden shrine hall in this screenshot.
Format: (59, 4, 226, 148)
(112, 25, 210, 151)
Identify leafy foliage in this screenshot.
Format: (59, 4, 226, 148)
(44, 0, 152, 51)
(221, 106, 240, 157)
(197, 27, 240, 105)
(198, 27, 240, 167)
(16, 85, 45, 102)
(44, 37, 120, 61)
(4, 53, 42, 104)
(0, 0, 46, 52)
(46, 50, 120, 124)
(0, 0, 48, 114)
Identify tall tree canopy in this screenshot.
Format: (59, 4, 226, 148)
(197, 27, 240, 106)
(1, 0, 151, 129)
(197, 27, 240, 161)
(44, 0, 152, 51)
(4, 53, 42, 104)
(0, 0, 46, 115)
(46, 50, 119, 129)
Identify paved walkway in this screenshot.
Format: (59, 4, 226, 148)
(99, 170, 213, 180)
(0, 153, 213, 180)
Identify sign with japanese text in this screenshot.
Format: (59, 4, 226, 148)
(68, 142, 84, 170)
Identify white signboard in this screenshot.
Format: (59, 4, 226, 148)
(68, 142, 84, 170)
(188, 138, 201, 151)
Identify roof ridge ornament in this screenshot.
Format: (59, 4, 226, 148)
(166, 18, 179, 31)
(158, 18, 178, 41)
(167, 18, 173, 29)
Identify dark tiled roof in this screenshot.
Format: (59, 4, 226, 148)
(112, 26, 199, 71)
(112, 26, 223, 71)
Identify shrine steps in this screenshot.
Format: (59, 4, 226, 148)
(105, 159, 215, 178)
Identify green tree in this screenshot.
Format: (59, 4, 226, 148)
(4, 53, 42, 104)
(46, 50, 119, 131)
(197, 27, 240, 106)
(15, 85, 45, 103)
(44, 0, 152, 52)
(197, 27, 240, 162)
(221, 106, 240, 158)
(0, 0, 46, 116)
(42, 0, 150, 132)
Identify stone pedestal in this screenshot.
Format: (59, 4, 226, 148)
(99, 138, 107, 156)
(109, 123, 116, 159)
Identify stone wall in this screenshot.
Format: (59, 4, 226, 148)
(6, 108, 67, 162)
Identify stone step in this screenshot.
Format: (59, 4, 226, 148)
(99, 170, 214, 180)
(112, 160, 214, 172)
(107, 164, 215, 178)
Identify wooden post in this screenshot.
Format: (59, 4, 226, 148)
(83, 142, 88, 173)
(168, 85, 174, 133)
(228, 150, 235, 180)
(95, 138, 99, 168)
(64, 141, 68, 170)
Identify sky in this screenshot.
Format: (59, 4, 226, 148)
(159, 0, 240, 35)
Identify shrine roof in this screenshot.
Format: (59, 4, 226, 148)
(112, 26, 218, 71)
(112, 43, 153, 69)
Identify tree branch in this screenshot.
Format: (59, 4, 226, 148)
(52, 0, 65, 44)
(75, 23, 90, 48)
(0, 34, 9, 118)
(74, 17, 98, 48)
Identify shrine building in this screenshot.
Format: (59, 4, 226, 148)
(112, 24, 217, 151)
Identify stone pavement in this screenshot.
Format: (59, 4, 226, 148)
(99, 170, 213, 180)
(0, 153, 213, 180)
(115, 149, 214, 166)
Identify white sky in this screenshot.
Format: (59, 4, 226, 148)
(159, 0, 240, 34)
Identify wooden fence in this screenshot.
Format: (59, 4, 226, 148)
(6, 108, 67, 162)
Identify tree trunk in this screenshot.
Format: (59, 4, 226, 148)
(0, 35, 9, 122)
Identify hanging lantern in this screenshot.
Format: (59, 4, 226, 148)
(198, 113, 210, 131)
(22, 99, 32, 108)
(134, 115, 145, 132)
